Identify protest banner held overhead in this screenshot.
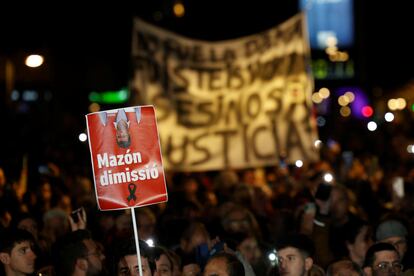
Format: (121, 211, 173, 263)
(131, 13, 319, 171)
(86, 106, 168, 211)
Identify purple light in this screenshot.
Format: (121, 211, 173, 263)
(335, 87, 369, 119)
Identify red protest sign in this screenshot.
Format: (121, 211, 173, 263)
(86, 106, 168, 211)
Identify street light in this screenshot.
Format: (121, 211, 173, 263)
(25, 54, 44, 68)
(4, 54, 45, 106)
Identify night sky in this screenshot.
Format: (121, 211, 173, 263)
(2, 1, 414, 99)
(0, 1, 414, 177)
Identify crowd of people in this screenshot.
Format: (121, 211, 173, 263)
(1, 137, 414, 275)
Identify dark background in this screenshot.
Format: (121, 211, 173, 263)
(1, 1, 413, 177)
(2, 2, 414, 95)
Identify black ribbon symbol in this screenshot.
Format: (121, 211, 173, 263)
(127, 183, 137, 202)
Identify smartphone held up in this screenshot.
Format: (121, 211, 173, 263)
(71, 208, 82, 223)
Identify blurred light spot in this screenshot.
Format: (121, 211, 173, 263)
(268, 252, 277, 261)
(79, 133, 87, 142)
(317, 116, 326, 127)
(329, 51, 349, 62)
(388, 99, 398, 110)
(338, 95, 349, 106)
(384, 112, 394, 122)
(407, 145, 414, 154)
(324, 173, 334, 183)
(361, 106, 373, 117)
(295, 160, 303, 168)
(325, 46, 338, 55)
(367, 121, 377, 131)
(25, 54, 44, 68)
(314, 140, 322, 148)
(11, 90, 19, 101)
(89, 103, 101, 113)
(312, 92, 323, 104)
(319, 87, 330, 99)
(344, 91, 355, 102)
(340, 106, 351, 117)
(173, 2, 185, 17)
(146, 239, 155, 247)
(22, 90, 38, 101)
(326, 36, 338, 47)
(396, 98, 406, 109)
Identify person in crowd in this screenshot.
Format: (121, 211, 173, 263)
(213, 170, 239, 204)
(203, 252, 245, 276)
(113, 238, 154, 276)
(32, 178, 54, 220)
(54, 229, 105, 276)
(0, 167, 21, 228)
(10, 212, 51, 271)
(220, 204, 262, 239)
(276, 234, 315, 276)
(223, 232, 266, 275)
(12, 213, 39, 241)
(42, 208, 71, 247)
(135, 208, 157, 242)
(363, 242, 403, 276)
(375, 219, 408, 264)
(178, 221, 211, 258)
(152, 246, 175, 276)
(165, 249, 182, 276)
(343, 219, 373, 267)
(176, 221, 210, 276)
(326, 260, 363, 276)
(0, 204, 12, 233)
(311, 184, 361, 267)
(0, 228, 37, 276)
(344, 157, 384, 222)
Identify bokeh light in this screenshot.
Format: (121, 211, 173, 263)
(338, 95, 349, 106)
(317, 116, 326, 127)
(145, 239, 155, 247)
(361, 106, 373, 117)
(344, 91, 355, 103)
(367, 121, 377, 131)
(173, 2, 185, 17)
(396, 98, 406, 109)
(314, 140, 322, 148)
(324, 173, 334, 183)
(388, 99, 398, 110)
(89, 103, 101, 113)
(268, 252, 277, 261)
(384, 112, 394, 122)
(25, 54, 44, 68)
(295, 160, 303, 168)
(312, 92, 323, 104)
(319, 87, 330, 99)
(340, 106, 351, 117)
(78, 133, 87, 142)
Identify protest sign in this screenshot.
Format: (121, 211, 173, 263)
(86, 105, 168, 211)
(131, 13, 319, 171)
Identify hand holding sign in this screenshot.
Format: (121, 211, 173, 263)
(86, 105, 168, 276)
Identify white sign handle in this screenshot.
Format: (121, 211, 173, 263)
(131, 208, 143, 276)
